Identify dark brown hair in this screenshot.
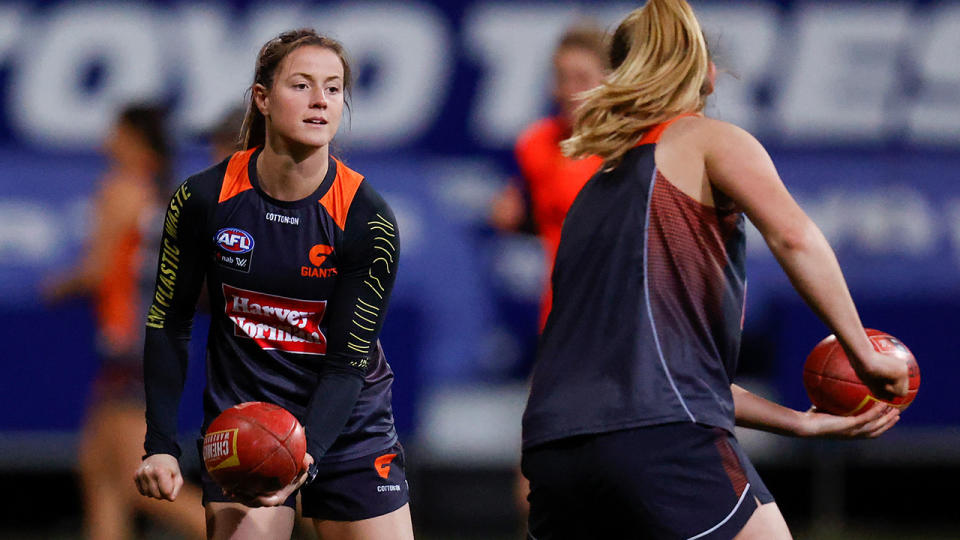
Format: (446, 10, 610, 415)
(240, 29, 352, 150)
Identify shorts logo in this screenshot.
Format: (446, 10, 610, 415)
(222, 284, 327, 355)
(374, 453, 397, 479)
(215, 227, 255, 273)
(302, 244, 338, 279)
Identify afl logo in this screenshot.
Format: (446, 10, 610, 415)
(216, 228, 255, 254)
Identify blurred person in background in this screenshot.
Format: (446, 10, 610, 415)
(134, 29, 413, 540)
(487, 22, 610, 534)
(520, 1, 910, 538)
(42, 104, 206, 539)
(489, 22, 609, 332)
(209, 105, 247, 163)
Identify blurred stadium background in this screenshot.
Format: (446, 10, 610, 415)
(1, 0, 958, 538)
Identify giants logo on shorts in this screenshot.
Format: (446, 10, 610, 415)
(223, 284, 327, 355)
(203, 429, 240, 471)
(301, 244, 338, 279)
(374, 453, 397, 479)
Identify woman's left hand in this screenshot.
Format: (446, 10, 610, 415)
(227, 452, 315, 507)
(795, 403, 900, 439)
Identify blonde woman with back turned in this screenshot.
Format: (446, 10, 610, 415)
(520, 1, 909, 538)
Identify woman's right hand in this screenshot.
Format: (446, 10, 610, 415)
(135, 453, 185, 502)
(852, 348, 910, 402)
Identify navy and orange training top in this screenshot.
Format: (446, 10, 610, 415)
(515, 116, 602, 329)
(522, 116, 747, 450)
(143, 148, 400, 462)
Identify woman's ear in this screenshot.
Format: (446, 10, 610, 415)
(702, 61, 717, 96)
(253, 84, 269, 116)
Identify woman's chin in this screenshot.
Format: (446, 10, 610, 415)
(273, 134, 332, 154)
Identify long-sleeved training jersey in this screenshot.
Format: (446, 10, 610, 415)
(143, 148, 400, 462)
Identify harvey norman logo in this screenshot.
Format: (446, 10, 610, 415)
(223, 284, 327, 355)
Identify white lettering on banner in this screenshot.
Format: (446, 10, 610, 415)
(908, 5, 960, 143)
(464, 4, 584, 145)
(320, 2, 451, 146)
(0, 5, 25, 62)
(798, 188, 936, 256)
(777, 4, 910, 141)
(697, 3, 779, 133)
(13, 4, 164, 146)
(176, 4, 302, 131)
(948, 200, 960, 268)
(0, 201, 59, 262)
(1, 1, 959, 147)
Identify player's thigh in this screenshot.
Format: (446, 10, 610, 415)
(734, 502, 791, 540)
(205, 501, 295, 540)
(312, 503, 413, 540)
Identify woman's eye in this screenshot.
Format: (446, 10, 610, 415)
(327, 87, 340, 94)
(294, 83, 308, 90)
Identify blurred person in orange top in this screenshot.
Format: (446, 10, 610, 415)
(490, 22, 610, 330)
(487, 23, 610, 534)
(43, 104, 206, 540)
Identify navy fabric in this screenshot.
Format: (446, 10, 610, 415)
(522, 424, 773, 540)
(522, 142, 746, 450)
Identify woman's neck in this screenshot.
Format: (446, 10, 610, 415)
(256, 139, 330, 201)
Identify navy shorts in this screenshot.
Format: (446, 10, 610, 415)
(521, 423, 774, 540)
(200, 441, 409, 521)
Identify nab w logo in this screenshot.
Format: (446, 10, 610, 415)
(216, 228, 255, 253)
(374, 453, 397, 479)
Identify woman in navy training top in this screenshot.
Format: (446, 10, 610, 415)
(134, 29, 413, 540)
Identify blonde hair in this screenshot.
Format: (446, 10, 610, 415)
(561, 0, 711, 167)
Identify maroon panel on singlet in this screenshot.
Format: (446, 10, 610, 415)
(646, 172, 744, 376)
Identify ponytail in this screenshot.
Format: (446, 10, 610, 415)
(562, 0, 711, 168)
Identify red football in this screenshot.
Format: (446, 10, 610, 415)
(803, 329, 920, 416)
(202, 402, 306, 495)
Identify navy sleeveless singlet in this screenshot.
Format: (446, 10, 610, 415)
(522, 116, 747, 450)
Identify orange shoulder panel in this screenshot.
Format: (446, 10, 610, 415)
(218, 148, 257, 203)
(320, 158, 365, 230)
(635, 113, 700, 147)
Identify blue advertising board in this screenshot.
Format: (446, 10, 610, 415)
(1, 1, 958, 445)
